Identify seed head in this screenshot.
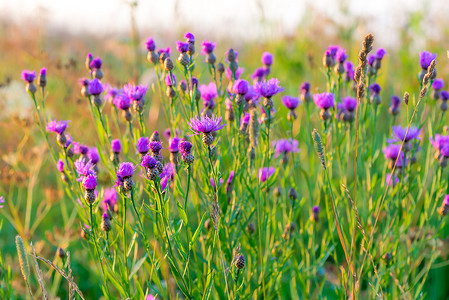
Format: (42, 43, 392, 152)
(312, 129, 326, 169)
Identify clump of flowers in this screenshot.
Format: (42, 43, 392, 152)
(313, 92, 335, 120)
(188, 115, 226, 146)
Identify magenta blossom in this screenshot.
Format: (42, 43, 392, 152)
(74, 158, 95, 180)
(313, 93, 335, 109)
(88, 78, 103, 95)
(282, 96, 300, 110)
(341, 97, 357, 112)
(388, 125, 421, 143)
(188, 114, 226, 135)
(117, 162, 135, 178)
(225, 67, 244, 80)
(88, 147, 100, 164)
(233, 79, 249, 95)
(57, 159, 65, 172)
(111, 139, 121, 153)
(273, 139, 300, 157)
(123, 83, 147, 101)
(0, 196, 4, 208)
(258, 167, 276, 182)
(46, 120, 69, 134)
(146, 38, 156, 51)
(201, 40, 216, 55)
(176, 41, 189, 53)
(21, 70, 36, 83)
(251, 67, 266, 82)
(83, 174, 97, 190)
(430, 134, 449, 151)
(261, 52, 273, 66)
(113, 93, 131, 110)
(255, 78, 284, 98)
(102, 188, 117, 213)
(136, 137, 150, 154)
(199, 83, 218, 101)
(386, 173, 400, 187)
(419, 51, 437, 70)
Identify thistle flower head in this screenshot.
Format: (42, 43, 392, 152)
(74, 158, 95, 178)
(375, 48, 387, 59)
(90, 57, 102, 69)
(389, 125, 421, 143)
(391, 95, 401, 108)
(73, 142, 89, 155)
(102, 187, 117, 212)
(112, 92, 131, 110)
(245, 85, 259, 102)
(251, 67, 266, 81)
(432, 79, 444, 90)
(57, 159, 65, 172)
(141, 154, 158, 168)
(419, 51, 437, 69)
(179, 141, 193, 154)
(273, 139, 300, 156)
(261, 52, 273, 66)
(444, 195, 449, 206)
(146, 38, 156, 51)
(382, 144, 404, 160)
(241, 112, 250, 125)
(123, 83, 147, 101)
(88, 78, 103, 95)
(21, 70, 36, 83)
(136, 137, 150, 154)
(46, 120, 69, 134)
(188, 114, 226, 135)
(233, 79, 249, 95)
(336, 48, 348, 63)
(313, 92, 335, 109)
(341, 96, 357, 112)
(117, 162, 135, 178)
(430, 134, 449, 151)
(300, 82, 310, 93)
(368, 55, 376, 65)
(184, 32, 195, 42)
(369, 83, 382, 94)
(158, 47, 171, 56)
(83, 174, 97, 190)
(258, 167, 276, 182)
(344, 61, 355, 80)
(255, 78, 284, 98)
(199, 82, 217, 101)
(176, 41, 189, 53)
(149, 141, 163, 153)
(201, 40, 216, 55)
(282, 95, 300, 110)
(312, 205, 320, 213)
(111, 139, 121, 153)
(88, 147, 100, 164)
(78, 77, 89, 87)
(169, 137, 180, 152)
(442, 91, 449, 101)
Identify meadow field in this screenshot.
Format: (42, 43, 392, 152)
(1, 4, 449, 299)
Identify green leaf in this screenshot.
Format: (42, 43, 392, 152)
(202, 270, 215, 300)
(176, 198, 188, 226)
(189, 213, 207, 250)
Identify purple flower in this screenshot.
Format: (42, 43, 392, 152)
(382, 144, 404, 161)
(117, 162, 135, 178)
(73, 142, 89, 155)
(389, 125, 421, 143)
(419, 51, 437, 69)
(300, 82, 310, 93)
(225, 98, 233, 110)
(233, 79, 249, 95)
(163, 129, 171, 141)
(83, 174, 97, 190)
(386, 173, 400, 187)
(57, 159, 65, 172)
(161, 163, 174, 179)
(160, 175, 169, 192)
(258, 167, 276, 182)
(88, 78, 103, 95)
(369, 83, 381, 94)
(255, 78, 284, 98)
(21, 70, 36, 83)
(201, 40, 216, 55)
(336, 48, 348, 63)
(113, 93, 131, 110)
(158, 47, 171, 57)
(90, 57, 102, 69)
(273, 139, 300, 157)
(164, 74, 176, 87)
(149, 141, 163, 153)
(325, 45, 339, 59)
(241, 113, 250, 126)
(444, 195, 449, 206)
(74, 158, 95, 178)
(251, 67, 266, 81)
(146, 38, 156, 51)
(65, 134, 73, 148)
(226, 67, 244, 80)
(88, 147, 100, 164)
(199, 83, 218, 101)
(442, 91, 449, 101)
(368, 55, 376, 66)
(341, 97, 357, 112)
(261, 52, 273, 66)
(189, 77, 199, 90)
(226, 171, 235, 193)
(313, 92, 335, 109)
(176, 41, 189, 53)
(0, 196, 4, 208)
(46, 120, 68, 134)
(102, 188, 117, 212)
(136, 137, 149, 154)
(391, 95, 401, 109)
(430, 134, 449, 151)
(245, 86, 259, 102)
(432, 79, 444, 90)
(184, 32, 195, 42)
(169, 137, 180, 152)
(123, 83, 148, 101)
(141, 154, 157, 168)
(282, 96, 300, 110)
(188, 114, 226, 135)
(344, 61, 355, 81)
(40, 68, 47, 77)
(179, 141, 193, 154)
(375, 48, 387, 59)
(112, 139, 121, 153)
(312, 205, 320, 214)
(210, 177, 224, 190)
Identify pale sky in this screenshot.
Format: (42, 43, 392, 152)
(0, 0, 447, 48)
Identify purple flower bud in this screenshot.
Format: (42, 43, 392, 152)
(141, 154, 157, 168)
(312, 205, 320, 213)
(21, 70, 36, 83)
(336, 48, 348, 63)
(189, 77, 199, 89)
(241, 112, 250, 125)
(432, 79, 444, 90)
(391, 95, 401, 108)
(158, 47, 171, 56)
(146, 38, 156, 51)
(419, 51, 437, 70)
(117, 162, 135, 178)
(442, 91, 449, 101)
(40, 68, 47, 76)
(83, 174, 97, 190)
(282, 96, 300, 110)
(251, 67, 266, 81)
(169, 137, 180, 152)
(111, 139, 121, 153)
(444, 195, 449, 206)
(184, 32, 195, 42)
(136, 137, 149, 154)
(369, 83, 382, 94)
(201, 40, 216, 55)
(176, 41, 189, 53)
(90, 57, 102, 69)
(78, 77, 89, 87)
(88, 78, 103, 95)
(46, 120, 69, 134)
(210, 177, 224, 190)
(258, 167, 276, 182)
(73, 142, 89, 155)
(244, 86, 259, 102)
(261, 52, 273, 66)
(165, 74, 176, 87)
(88, 147, 100, 164)
(57, 159, 65, 172)
(344, 61, 355, 81)
(179, 141, 192, 154)
(233, 79, 249, 95)
(375, 48, 387, 59)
